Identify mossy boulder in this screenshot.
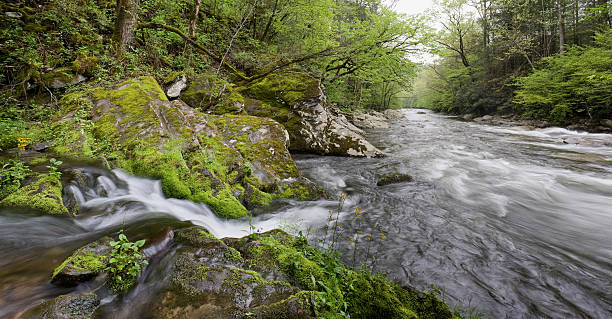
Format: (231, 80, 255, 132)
(156, 226, 455, 319)
(41, 67, 86, 89)
(0, 174, 69, 215)
(245, 72, 384, 157)
(51, 236, 113, 286)
(33, 293, 100, 319)
(50, 76, 322, 218)
(182, 74, 246, 115)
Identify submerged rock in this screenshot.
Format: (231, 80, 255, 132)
(51, 237, 112, 286)
(36, 293, 100, 319)
(0, 174, 69, 215)
(50, 76, 322, 218)
(245, 72, 384, 157)
(376, 173, 413, 186)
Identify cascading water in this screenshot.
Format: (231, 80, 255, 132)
(1, 109, 611, 318)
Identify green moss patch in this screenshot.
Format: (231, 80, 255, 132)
(0, 174, 69, 215)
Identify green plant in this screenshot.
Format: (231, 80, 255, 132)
(106, 230, 148, 294)
(0, 160, 31, 199)
(46, 158, 63, 178)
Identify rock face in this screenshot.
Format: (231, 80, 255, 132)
(245, 72, 384, 157)
(181, 74, 245, 115)
(165, 74, 187, 99)
(0, 174, 68, 215)
(52, 76, 322, 218)
(376, 173, 413, 186)
(41, 67, 86, 89)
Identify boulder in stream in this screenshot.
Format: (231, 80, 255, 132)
(245, 72, 384, 157)
(51, 236, 112, 286)
(35, 293, 100, 319)
(376, 173, 413, 186)
(50, 76, 323, 218)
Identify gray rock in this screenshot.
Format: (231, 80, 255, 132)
(383, 109, 404, 120)
(601, 119, 612, 128)
(38, 293, 100, 319)
(350, 112, 389, 129)
(166, 75, 187, 98)
(5, 12, 23, 18)
(376, 173, 413, 186)
(462, 114, 475, 121)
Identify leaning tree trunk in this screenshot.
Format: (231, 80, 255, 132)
(114, 0, 140, 54)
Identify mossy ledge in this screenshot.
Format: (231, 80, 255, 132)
(150, 226, 460, 319)
(48, 76, 324, 218)
(0, 173, 69, 215)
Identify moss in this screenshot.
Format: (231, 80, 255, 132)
(247, 72, 320, 107)
(72, 55, 100, 75)
(0, 174, 69, 215)
(52, 249, 108, 280)
(182, 74, 245, 114)
(192, 185, 248, 219)
(164, 71, 183, 84)
(41, 67, 78, 88)
(174, 226, 221, 247)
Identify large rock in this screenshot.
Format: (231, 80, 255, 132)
(51, 76, 322, 218)
(245, 72, 384, 157)
(383, 109, 405, 120)
(151, 226, 312, 319)
(181, 74, 245, 115)
(349, 112, 390, 129)
(0, 174, 69, 215)
(41, 67, 86, 89)
(34, 293, 100, 319)
(51, 237, 112, 286)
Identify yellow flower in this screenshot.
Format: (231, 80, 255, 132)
(340, 193, 346, 200)
(17, 138, 31, 151)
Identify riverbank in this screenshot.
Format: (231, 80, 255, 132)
(457, 113, 612, 134)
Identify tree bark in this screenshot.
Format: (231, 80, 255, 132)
(557, 0, 565, 53)
(189, 0, 201, 37)
(114, 0, 140, 53)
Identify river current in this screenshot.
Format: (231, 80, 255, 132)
(1, 109, 611, 318)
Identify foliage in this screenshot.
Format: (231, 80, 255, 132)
(106, 230, 148, 294)
(413, 0, 612, 123)
(46, 158, 63, 179)
(0, 160, 31, 199)
(514, 28, 612, 123)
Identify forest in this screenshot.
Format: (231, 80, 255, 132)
(412, 0, 612, 125)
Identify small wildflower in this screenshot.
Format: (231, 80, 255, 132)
(17, 138, 31, 151)
(340, 193, 346, 200)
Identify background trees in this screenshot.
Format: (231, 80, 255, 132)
(412, 0, 612, 123)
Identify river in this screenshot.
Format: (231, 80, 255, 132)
(1, 109, 611, 318)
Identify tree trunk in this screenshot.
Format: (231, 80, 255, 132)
(114, 0, 140, 53)
(557, 0, 565, 53)
(190, 0, 201, 37)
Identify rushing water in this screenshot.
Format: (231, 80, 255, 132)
(1, 109, 611, 318)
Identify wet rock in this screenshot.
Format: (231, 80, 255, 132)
(37, 293, 100, 319)
(51, 237, 112, 286)
(350, 112, 389, 129)
(151, 226, 306, 318)
(0, 174, 69, 215)
(376, 173, 413, 186)
(417, 111, 427, 114)
(383, 109, 405, 120)
(245, 72, 383, 157)
(29, 141, 52, 152)
(601, 119, 612, 128)
(52, 76, 322, 218)
(462, 114, 475, 120)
